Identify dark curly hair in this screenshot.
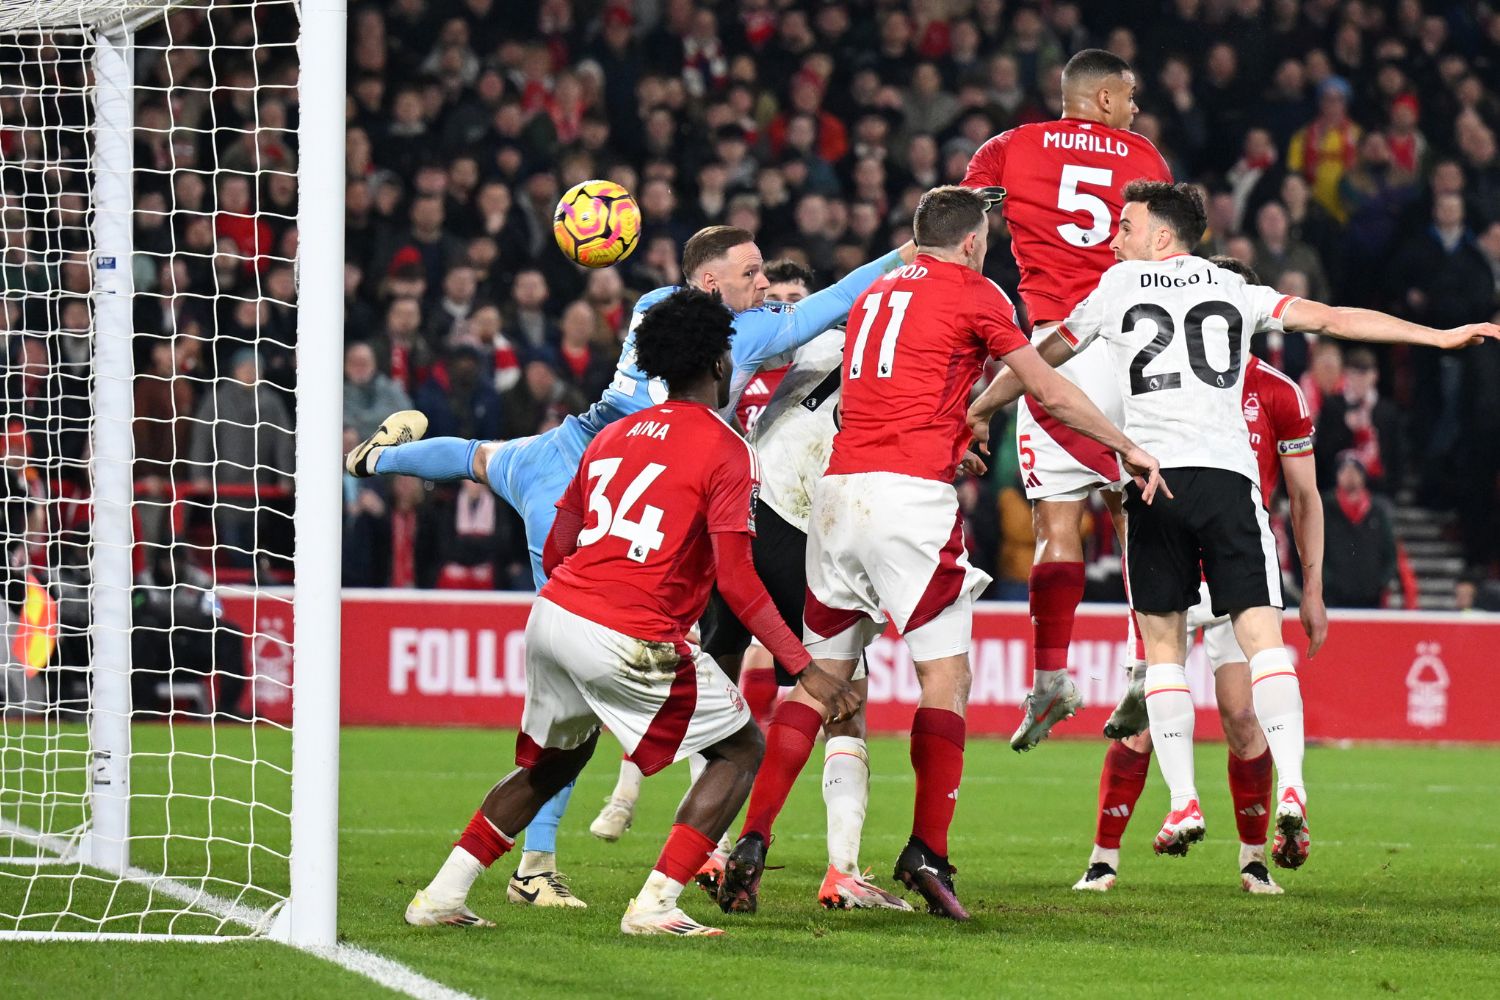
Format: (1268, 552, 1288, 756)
(633, 287, 733, 392)
(1121, 179, 1207, 248)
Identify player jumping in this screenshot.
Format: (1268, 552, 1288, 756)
(718, 186, 1167, 921)
(963, 48, 1173, 752)
(968, 183, 1498, 884)
(401, 288, 858, 937)
(353, 225, 912, 917)
(1076, 257, 1327, 894)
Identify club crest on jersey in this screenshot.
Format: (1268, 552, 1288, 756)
(1243, 393, 1261, 423)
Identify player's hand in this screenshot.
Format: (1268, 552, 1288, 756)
(1300, 592, 1328, 658)
(966, 404, 994, 455)
(958, 449, 988, 478)
(1122, 446, 1172, 504)
(977, 186, 1007, 213)
(1439, 323, 1500, 349)
(797, 662, 860, 723)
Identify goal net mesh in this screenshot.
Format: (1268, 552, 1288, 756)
(1, 0, 301, 936)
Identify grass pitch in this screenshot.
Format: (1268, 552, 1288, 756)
(4, 726, 1499, 999)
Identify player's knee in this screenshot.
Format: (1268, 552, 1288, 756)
(1219, 702, 1261, 754)
(711, 721, 765, 773)
(824, 705, 866, 740)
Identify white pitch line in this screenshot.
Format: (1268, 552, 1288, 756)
(300, 943, 482, 1000)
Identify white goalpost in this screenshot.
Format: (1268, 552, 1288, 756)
(0, 0, 343, 945)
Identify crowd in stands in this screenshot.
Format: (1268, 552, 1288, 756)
(7, 0, 1500, 612)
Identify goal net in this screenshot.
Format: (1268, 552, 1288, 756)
(0, 0, 342, 942)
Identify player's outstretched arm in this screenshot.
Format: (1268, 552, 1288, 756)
(965, 327, 1082, 454)
(710, 530, 858, 722)
(745, 242, 917, 368)
(1283, 300, 1500, 350)
(540, 506, 584, 578)
(1004, 345, 1171, 503)
(1282, 453, 1328, 658)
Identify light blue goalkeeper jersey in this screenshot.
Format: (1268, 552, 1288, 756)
(488, 248, 905, 587)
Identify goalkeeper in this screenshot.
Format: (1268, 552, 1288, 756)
(347, 224, 913, 925)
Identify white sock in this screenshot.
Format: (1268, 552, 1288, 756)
(1144, 662, 1197, 809)
(715, 831, 732, 856)
(424, 846, 485, 905)
(516, 850, 554, 877)
(1249, 648, 1305, 798)
(634, 868, 685, 911)
(822, 736, 868, 875)
(1089, 844, 1121, 870)
(1239, 841, 1266, 869)
(1033, 667, 1067, 693)
(610, 758, 644, 806)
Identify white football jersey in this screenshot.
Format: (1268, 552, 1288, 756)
(1059, 254, 1297, 485)
(749, 329, 843, 531)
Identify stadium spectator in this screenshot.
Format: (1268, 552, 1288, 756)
(344, 342, 413, 441)
(1288, 78, 1361, 223)
(1322, 453, 1398, 609)
(414, 344, 503, 442)
(1253, 201, 1329, 302)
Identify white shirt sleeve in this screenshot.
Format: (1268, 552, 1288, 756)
(1057, 274, 1109, 352)
(1245, 282, 1300, 333)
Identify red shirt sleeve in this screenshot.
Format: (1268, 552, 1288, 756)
(971, 275, 1030, 358)
(963, 131, 1011, 187)
(703, 434, 758, 536)
(1266, 368, 1315, 455)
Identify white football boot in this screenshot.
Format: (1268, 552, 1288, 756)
(619, 900, 724, 936)
(1271, 788, 1311, 869)
(508, 870, 587, 908)
(589, 796, 635, 841)
(1010, 672, 1084, 752)
(345, 410, 428, 477)
(1153, 799, 1206, 856)
(404, 889, 495, 928)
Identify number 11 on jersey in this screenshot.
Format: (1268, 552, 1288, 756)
(849, 290, 914, 379)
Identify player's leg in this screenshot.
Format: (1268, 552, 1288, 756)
(1125, 471, 1206, 856)
(1013, 494, 1088, 751)
(344, 408, 482, 481)
(816, 672, 913, 911)
(590, 757, 642, 841)
(509, 781, 584, 908)
(894, 637, 973, 921)
(1104, 506, 1151, 740)
(1212, 644, 1280, 894)
(1230, 605, 1309, 870)
(406, 600, 600, 927)
(1074, 729, 1153, 892)
(610, 646, 761, 936)
(738, 643, 780, 722)
(624, 720, 764, 937)
(1205, 472, 1308, 870)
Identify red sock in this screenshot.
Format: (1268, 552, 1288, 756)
(910, 707, 966, 857)
(740, 666, 779, 725)
(1095, 741, 1152, 849)
(653, 823, 717, 885)
(1228, 748, 1274, 846)
(455, 808, 513, 868)
(1030, 562, 1085, 675)
(740, 700, 823, 841)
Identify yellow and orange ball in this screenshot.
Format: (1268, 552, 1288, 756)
(553, 179, 642, 268)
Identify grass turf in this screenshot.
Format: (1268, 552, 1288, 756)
(4, 725, 1499, 999)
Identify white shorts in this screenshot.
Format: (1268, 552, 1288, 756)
(1185, 581, 1247, 670)
(1018, 340, 1126, 500)
(804, 472, 990, 662)
(518, 598, 751, 777)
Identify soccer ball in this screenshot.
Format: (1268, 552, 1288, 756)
(553, 179, 641, 268)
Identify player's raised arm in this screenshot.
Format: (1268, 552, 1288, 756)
(965, 325, 1075, 452)
(741, 240, 918, 369)
(1280, 298, 1500, 349)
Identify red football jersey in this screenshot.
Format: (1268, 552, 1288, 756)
(827, 256, 1030, 483)
(963, 118, 1172, 323)
(1242, 356, 1314, 502)
(734, 363, 789, 433)
(542, 401, 759, 642)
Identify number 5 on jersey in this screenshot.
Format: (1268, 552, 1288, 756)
(849, 290, 914, 379)
(578, 457, 667, 562)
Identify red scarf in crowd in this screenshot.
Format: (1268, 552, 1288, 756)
(1335, 485, 1372, 525)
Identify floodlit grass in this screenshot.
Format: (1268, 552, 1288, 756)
(4, 725, 1498, 999)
